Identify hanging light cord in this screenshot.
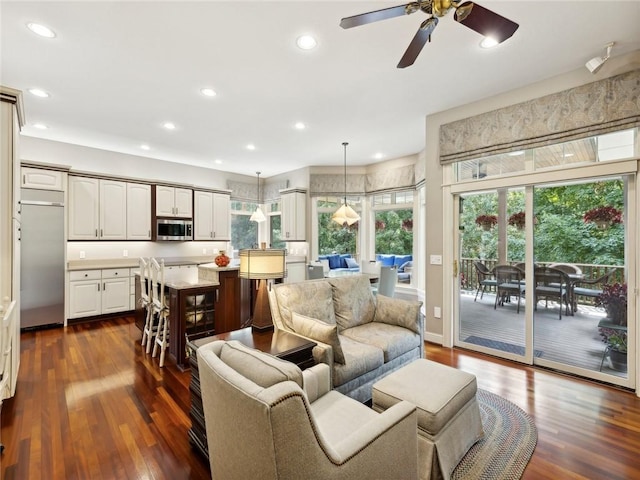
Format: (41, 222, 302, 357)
(342, 142, 348, 206)
(256, 171, 260, 204)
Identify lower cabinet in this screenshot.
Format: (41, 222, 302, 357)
(68, 268, 133, 319)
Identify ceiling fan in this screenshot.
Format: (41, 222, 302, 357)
(340, 0, 519, 68)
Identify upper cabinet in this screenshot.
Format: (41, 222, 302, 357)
(69, 176, 151, 240)
(280, 188, 306, 242)
(155, 185, 192, 218)
(21, 167, 65, 191)
(194, 190, 230, 241)
(127, 183, 151, 240)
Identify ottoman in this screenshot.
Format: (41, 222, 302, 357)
(372, 359, 483, 480)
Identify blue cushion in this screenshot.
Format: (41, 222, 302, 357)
(393, 255, 412, 269)
(376, 254, 395, 267)
(345, 257, 359, 269)
(326, 254, 341, 269)
(398, 260, 412, 272)
(339, 254, 352, 268)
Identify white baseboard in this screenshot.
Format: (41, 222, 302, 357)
(424, 331, 443, 345)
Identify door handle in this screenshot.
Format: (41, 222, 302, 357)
(453, 260, 458, 277)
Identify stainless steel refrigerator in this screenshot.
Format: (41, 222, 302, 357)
(20, 188, 65, 329)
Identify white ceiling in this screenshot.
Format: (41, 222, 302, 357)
(1, 1, 639, 178)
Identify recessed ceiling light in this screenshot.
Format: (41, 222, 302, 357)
(214, 159, 223, 164)
(163, 122, 176, 130)
(508, 150, 525, 156)
(373, 152, 384, 160)
(296, 35, 317, 50)
(33, 123, 48, 130)
(480, 37, 499, 49)
(28, 88, 49, 98)
(201, 88, 217, 97)
(294, 122, 306, 130)
(246, 144, 256, 151)
(27, 22, 56, 38)
(140, 144, 150, 151)
(563, 153, 574, 158)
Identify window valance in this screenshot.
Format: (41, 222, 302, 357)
(439, 69, 640, 165)
(227, 179, 288, 203)
(310, 164, 417, 196)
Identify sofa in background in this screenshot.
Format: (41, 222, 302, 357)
(318, 253, 360, 272)
(197, 340, 419, 480)
(268, 275, 424, 403)
(376, 254, 413, 283)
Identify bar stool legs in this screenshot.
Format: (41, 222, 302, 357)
(149, 258, 169, 367)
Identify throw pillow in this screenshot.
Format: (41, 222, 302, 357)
(374, 294, 423, 335)
(329, 276, 376, 330)
(220, 341, 303, 388)
(398, 260, 412, 272)
(291, 312, 345, 364)
(345, 257, 359, 269)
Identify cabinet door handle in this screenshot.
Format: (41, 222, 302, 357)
(148, 230, 151, 237)
(23, 174, 26, 184)
(100, 229, 103, 237)
(210, 231, 213, 238)
(103, 282, 106, 290)
(98, 283, 101, 291)
(95, 229, 98, 237)
(215, 289, 219, 303)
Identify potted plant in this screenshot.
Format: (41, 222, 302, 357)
(508, 211, 526, 230)
(583, 206, 622, 229)
(597, 282, 627, 326)
(475, 214, 498, 231)
(598, 328, 627, 371)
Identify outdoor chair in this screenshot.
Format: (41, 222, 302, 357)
(493, 265, 525, 313)
(572, 269, 617, 311)
(534, 266, 570, 319)
(473, 261, 497, 301)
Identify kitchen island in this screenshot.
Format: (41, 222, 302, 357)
(135, 263, 249, 370)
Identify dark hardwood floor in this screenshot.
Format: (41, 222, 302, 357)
(1, 316, 640, 479)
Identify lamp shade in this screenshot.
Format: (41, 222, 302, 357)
(332, 203, 360, 226)
(249, 206, 266, 223)
(239, 249, 286, 280)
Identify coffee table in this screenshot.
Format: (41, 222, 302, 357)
(186, 327, 316, 460)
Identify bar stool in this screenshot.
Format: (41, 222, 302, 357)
(139, 257, 154, 351)
(150, 258, 170, 367)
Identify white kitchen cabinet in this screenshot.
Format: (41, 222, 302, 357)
(127, 183, 151, 240)
(69, 177, 127, 240)
(99, 180, 127, 240)
(284, 262, 306, 284)
(156, 185, 192, 217)
(69, 270, 102, 318)
(101, 268, 130, 314)
(194, 191, 230, 240)
(21, 167, 64, 191)
(281, 189, 306, 241)
(68, 268, 132, 319)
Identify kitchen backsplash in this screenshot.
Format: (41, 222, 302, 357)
(67, 241, 230, 261)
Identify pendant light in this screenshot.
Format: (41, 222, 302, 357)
(250, 171, 266, 223)
(332, 142, 360, 226)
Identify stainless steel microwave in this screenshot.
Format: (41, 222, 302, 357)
(156, 218, 193, 241)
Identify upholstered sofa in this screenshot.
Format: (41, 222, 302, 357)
(268, 275, 424, 402)
(197, 340, 419, 480)
(318, 253, 360, 272)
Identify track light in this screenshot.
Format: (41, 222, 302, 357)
(585, 42, 614, 74)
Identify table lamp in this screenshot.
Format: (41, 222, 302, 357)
(239, 248, 286, 330)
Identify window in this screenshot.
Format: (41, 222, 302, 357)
(230, 200, 257, 250)
(269, 201, 285, 249)
(373, 191, 414, 256)
(316, 196, 360, 255)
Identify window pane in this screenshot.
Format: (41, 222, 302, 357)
(374, 209, 413, 255)
(270, 214, 285, 249)
(318, 212, 358, 255)
(231, 214, 257, 250)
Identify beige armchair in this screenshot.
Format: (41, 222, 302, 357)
(197, 340, 418, 480)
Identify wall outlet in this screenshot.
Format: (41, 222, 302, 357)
(79, 251, 85, 259)
(434, 306, 441, 318)
(123, 249, 128, 257)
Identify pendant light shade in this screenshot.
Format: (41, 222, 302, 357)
(250, 171, 266, 223)
(332, 142, 360, 226)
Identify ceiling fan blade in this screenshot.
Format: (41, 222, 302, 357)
(397, 17, 438, 69)
(340, 3, 419, 29)
(454, 2, 519, 43)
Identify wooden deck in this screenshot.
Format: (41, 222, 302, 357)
(459, 290, 626, 378)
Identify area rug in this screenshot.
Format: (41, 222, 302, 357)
(451, 389, 537, 480)
(464, 335, 543, 358)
